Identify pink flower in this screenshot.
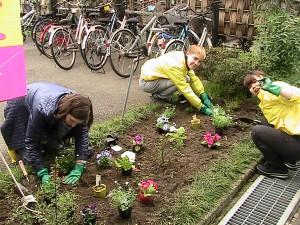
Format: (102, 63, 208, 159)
(138, 179, 158, 196)
(201, 132, 221, 148)
(133, 134, 143, 146)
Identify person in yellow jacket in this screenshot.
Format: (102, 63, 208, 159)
(243, 70, 300, 179)
(139, 45, 213, 116)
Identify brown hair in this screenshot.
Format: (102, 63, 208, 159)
(186, 45, 206, 60)
(243, 70, 265, 89)
(55, 93, 93, 128)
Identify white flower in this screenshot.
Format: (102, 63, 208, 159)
(121, 151, 136, 163)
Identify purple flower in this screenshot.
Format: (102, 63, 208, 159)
(133, 134, 143, 145)
(96, 150, 112, 159)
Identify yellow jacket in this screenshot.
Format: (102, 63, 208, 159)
(140, 51, 205, 109)
(258, 81, 300, 135)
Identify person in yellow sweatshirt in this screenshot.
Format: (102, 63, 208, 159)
(139, 45, 213, 116)
(243, 70, 300, 179)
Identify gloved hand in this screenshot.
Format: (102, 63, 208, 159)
(200, 92, 213, 108)
(37, 168, 50, 185)
(200, 105, 213, 116)
(259, 77, 282, 96)
(63, 163, 86, 185)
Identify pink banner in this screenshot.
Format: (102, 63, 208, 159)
(0, 46, 27, 101)
(0, 0, 27, 101)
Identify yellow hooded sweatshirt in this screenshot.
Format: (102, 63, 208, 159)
(258, 81, 300, 135)
(140, 51, 205, 110)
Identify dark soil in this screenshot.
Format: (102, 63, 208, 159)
(1, 99, 261, 225)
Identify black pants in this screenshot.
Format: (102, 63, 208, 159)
(251, 125, 300, 166)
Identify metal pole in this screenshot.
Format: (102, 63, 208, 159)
(121, 57, 139, 121)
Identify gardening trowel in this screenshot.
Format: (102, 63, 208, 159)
(233, 116, 261, 125)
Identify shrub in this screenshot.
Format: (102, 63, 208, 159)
(198, 47, 270, 99)
(253, 8, 300, 81)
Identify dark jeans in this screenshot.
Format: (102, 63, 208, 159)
(251, 125, 300, 166)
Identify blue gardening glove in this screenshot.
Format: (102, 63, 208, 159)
(200, 105, 213, 116)
(259, 77, 282, 96)
(63, 163, 86, 185)
(37, 168, 50, 185)
(200, 92, 213, 108)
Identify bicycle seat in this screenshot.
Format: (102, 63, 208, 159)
(98, 17, 111, 23)
(127, 17, 139, 24)
(161, 24, 177, 30)
(174, 20, 188, 26)
(88, 12, 101, 17)
(58, 18, 72, 25)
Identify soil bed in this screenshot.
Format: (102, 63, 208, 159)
(1, 100, 260, 225)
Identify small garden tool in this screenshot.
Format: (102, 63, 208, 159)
(0, 150, 37, 210)
(19, 160, 29, 182)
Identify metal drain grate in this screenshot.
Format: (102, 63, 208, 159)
(218, 170, 300, 225)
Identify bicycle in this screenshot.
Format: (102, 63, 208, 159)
(82, 1, 126, 71)
(21, 0, 39, 42)
(49, 2, 103, 70)
(163, 8, 213, 53)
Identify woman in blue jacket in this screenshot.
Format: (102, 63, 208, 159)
(1, 83, 93, 185)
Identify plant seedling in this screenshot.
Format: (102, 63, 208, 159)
(166, 127, 187, 149)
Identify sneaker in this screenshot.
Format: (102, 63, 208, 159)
(150, 94, 172, 103)
(256, 162, 288, 179)
(284, 162, 299, 170)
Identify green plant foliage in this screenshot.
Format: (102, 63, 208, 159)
(108, 184, 136, 211)
(212, 106, 233, 129)
(253, 8, 300, 79)
(0, 165, 23, 193)
(162, 106, 176, 119)
(199, 47, 270, 99)
(166, 127, 187, 149)
(7, 191, 78, 225)
(55, 147, 75, 175)
(115, 156, 133, 171)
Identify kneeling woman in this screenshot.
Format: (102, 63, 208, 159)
(1, 83, 93, 185)
(243, 70, 300, 179)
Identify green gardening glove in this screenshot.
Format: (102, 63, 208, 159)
(259, 77, 282, 96)
(37, 168, 50, 185)
(200, 105, 213, 116)
(63, 163, 86, 185)
(200, 92, 213, 108)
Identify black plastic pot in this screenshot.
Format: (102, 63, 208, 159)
(118, 207, 132, 219)
(83, 216, 96, 225)
(122, 168, 133, 176)
(215, 127, 224, 136)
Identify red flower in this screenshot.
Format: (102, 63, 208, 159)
(138, 179, 158, 197)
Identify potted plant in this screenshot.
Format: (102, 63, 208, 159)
(108, 182, 136, 219)
(201, 132, 221, 149)
(138, 179, 158, 204)
(212, 106, 232, 136)
(92, 183, 107, 198)
(166, 127, 187, 149)
(132, 134, 144, 152)
(115, 156, 134, 176)
(190, 114, 201, 129)
(96, 149, 112, 169)
(156, 115, 170, 134)
(81, 204, 97, 225)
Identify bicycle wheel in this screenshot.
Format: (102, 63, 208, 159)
(41, 25, 55, 59)
(163, 39, 185, 54)
(33, 18, 52, 55)
(109, 29, 139, 78)
(51, 29, 76, 70)
(148, 33, 163, 59)
(83, 26, 108, 71)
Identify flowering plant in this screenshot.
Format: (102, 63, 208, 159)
(96, 149, 112, 168)
(132, 134, 143, 152)
(108, 182, 136, 211)
(201, 132, 221, 148)
(139, 179, 158, 197)
(115, 156, 133, 171)
(81, 204, 97, 224)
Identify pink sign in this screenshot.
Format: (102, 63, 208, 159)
(0, 46, 27, 101)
